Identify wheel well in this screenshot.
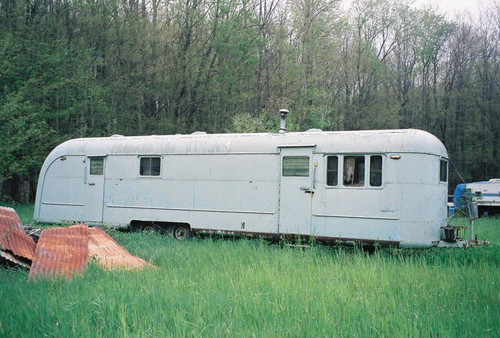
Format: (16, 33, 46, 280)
(130, 220, 191, 234)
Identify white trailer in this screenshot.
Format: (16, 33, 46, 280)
(453, 179, 500, 217)
(34, 127, 449, 248)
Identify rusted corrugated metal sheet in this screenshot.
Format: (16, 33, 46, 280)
(0, 250, 30, 269)
(0, 207, 23, 230)
(0, 207, 36, 262)
(28, 225, 89, 280)
(0, 225, 36, 261)
(1, 205, 152, 278)
(88, 227, 148, 270)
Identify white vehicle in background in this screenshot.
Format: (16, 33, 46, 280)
(452, 179, 500, 217)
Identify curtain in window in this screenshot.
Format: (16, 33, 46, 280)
(344, 157, 355, 184)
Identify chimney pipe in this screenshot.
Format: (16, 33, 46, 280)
(279, 109, 289, 134)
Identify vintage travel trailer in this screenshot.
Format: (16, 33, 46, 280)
(34, 121, 449, 248)
(452, 179, 500, 217)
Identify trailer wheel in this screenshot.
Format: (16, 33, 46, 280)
(141, 224, 157, 234)
(173, 224, 192, 240)
(132, 221, 165, 234)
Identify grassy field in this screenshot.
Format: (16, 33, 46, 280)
(1, 204, 499, 337)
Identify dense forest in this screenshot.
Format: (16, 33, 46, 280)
(1, 0, 499, 202)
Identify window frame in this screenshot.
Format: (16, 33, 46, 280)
(369, 155, 383, 187)
(439, 158, 448, 183)
(324, 154, 385, 189)
(343, 155, 366, 187)
(282, 156, 310, 177)
(139, 156, 162, 177)
(89, 157, 105, 176)
(326, 155, 339, 187)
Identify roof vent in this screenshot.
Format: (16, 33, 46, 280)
(110, 134, 124, 137)
(191, 131, 207, 135)
(279, 109, 289, 134)
(306, 128, 322, 133)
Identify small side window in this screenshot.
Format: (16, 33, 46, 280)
(370, 155, 382, 187)
(90, 158, 104, 175)
(326, 156, 338, 186)
(140, 157, 161, 176)
(440, 159, 448, 182)
(283, 156, 309, 177)
(343, 156, 365, 186)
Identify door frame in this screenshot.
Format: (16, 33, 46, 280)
(84, 155, 106, 223)
(278, 145, 316, 236)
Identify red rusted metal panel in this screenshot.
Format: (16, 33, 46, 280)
(0, 225, 36, 261)
(0, 207, 23, 230)
(29, 225, 89, 280)
(0, 207, 36, 262)
(88, 227, 149, 270)
(0, 250, 30, 269)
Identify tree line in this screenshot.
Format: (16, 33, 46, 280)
(1, 0, 499, 201)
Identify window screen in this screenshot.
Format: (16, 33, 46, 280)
(343, 156, 365, 186)
(440, 159, 448, 182)
(326, 156, 339, 186)
(90, 157, 104, 175)
(140, 157, 161, 176)
(283, 156, 309, 177)
(370, 155, 382, 187)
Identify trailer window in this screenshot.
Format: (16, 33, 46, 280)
(440, 159, 448, 182)
(369, 155, 382, 187)
(343, 156, 364, 186)
(326, 156, 338, 186)
(90, 158, 104, 175)
(283, 156, 309, 177)
(140, 157, 161, 176)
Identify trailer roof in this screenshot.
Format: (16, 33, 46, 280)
(46, 129, 447, 160)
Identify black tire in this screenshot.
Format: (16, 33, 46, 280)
(141, 224, 157, 234)
(137, 222, 165, 234)
(173, 224, 192, 240)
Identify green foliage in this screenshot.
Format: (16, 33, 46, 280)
(1, 0, 499, 201)
(228, 113, 268, 133)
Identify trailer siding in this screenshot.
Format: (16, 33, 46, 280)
(34, 129, 448, 248)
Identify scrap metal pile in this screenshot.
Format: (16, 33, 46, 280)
(0, 207, 151, 280)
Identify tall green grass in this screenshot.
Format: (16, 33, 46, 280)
(0, 205, 498, 336)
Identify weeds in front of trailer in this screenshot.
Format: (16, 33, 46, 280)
(1, 207, 499, 336)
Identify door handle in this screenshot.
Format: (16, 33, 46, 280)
(300, 187, 314, 194)
(88, 182, 96, 186)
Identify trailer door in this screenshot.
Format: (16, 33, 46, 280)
(84, 156, 105, 223)
(279, 146, 315, 236)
